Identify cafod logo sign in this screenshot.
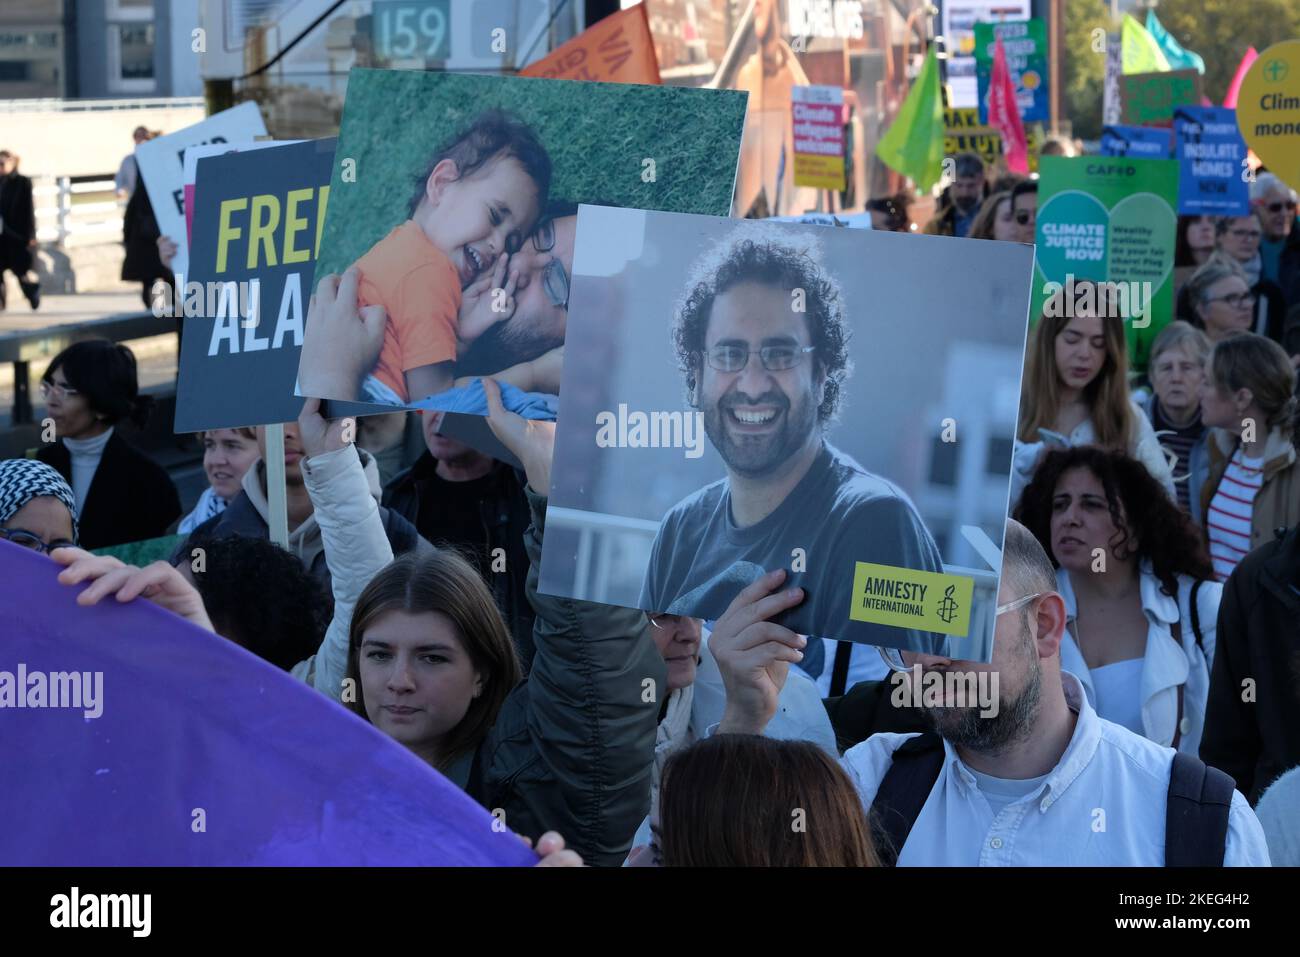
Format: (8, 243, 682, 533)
(1237, 39, 1300, 194)
(848, 562, 974, 637)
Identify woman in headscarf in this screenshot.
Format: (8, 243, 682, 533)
(0, 458, 78, 553)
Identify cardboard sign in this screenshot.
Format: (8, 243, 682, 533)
(182, 139, 294, 245)
(940, 0, 1031, 108)
(299, 69, 746, 416)
(0, 540, 537, 866)
(1173, 106, 1251, 216)
(1120, 69, 1202, 127)
(791, 85, 845, 191)
(1099, 124, 1172, 158)
(134, 101, 267, 279)
(538, 204, 1035, 661)
(1235, 39, 1300, 193)
(1033, 156, 1180, 371)
(974, 18, 1049, 124)
(943, 107, 1044, 172)
(520, 3, 659, 84)
(174, 139, 380, 432)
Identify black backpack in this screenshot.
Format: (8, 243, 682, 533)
(868, 732, 1236, 866)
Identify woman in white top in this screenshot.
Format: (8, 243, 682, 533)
(1011, 284, 1174, 510)
(1014, 444, 1220, 754)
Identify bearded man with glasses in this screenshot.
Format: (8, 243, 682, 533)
(455, 201, 578, 395)
(709, 520, 1271, 866)
(638, 229, 950, 666)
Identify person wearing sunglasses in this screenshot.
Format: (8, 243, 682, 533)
(1010, 179, 1038, 244)
(1250, 172, 1298, 294)
(0, 458, 78, 556)
(639, 229, 948, 658)
(709, 520, 1270, 866)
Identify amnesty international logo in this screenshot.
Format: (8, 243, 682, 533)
(937, 584, 960, 625)
(849, 562, 973, 637)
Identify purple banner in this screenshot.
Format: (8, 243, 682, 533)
(0, 540, 536, 866)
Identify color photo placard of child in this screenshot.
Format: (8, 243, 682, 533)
(538, 206, 1038, 661)
(297, 69, 747, 419)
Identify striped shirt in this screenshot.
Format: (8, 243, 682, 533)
(1206, 448, 1266, 581)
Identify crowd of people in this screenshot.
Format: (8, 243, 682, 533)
(3, 137, 1299, 869)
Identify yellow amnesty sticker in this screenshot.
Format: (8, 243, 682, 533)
(848, 563, 974, 637)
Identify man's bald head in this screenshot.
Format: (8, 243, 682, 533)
(1001, 519, 1058, 608)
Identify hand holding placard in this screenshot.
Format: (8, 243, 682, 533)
(712, 568, 807, 736)
(51, 547, 215, 633)
(298, 269, 386, 399)
(484, 377, 555, 495)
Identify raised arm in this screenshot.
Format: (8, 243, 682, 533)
(291, 397, 395, 700)
(483, 379, 664, 866)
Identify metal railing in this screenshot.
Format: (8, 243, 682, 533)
(31, 175, 123, 247)
(0, 97, 206, 113)
(0, 311, 174, 425)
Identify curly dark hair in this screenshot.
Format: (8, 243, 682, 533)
(406, 107, 552, 248)
(190, 535, 332, 671)
(1012, 446, 1214, 596)
(671, 228, 852, 425)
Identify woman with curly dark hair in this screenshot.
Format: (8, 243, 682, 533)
(1013, 445, 1220, 754)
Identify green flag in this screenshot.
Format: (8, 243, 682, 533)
(1121, 14, 1170, 74)
(876, 47, 944, 191)
(1146, 10, 1205, 75)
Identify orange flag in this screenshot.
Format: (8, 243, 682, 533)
(520, 4, 660, 84)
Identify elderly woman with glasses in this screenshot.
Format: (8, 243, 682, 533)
(1008, 445, 1221, 754)
(1212, 214, 1290, 349)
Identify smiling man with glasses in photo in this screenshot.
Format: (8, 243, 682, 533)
(638, 228, 949, 663)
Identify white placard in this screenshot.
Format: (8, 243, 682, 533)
(134, 101, 268, 279)
(940, 0, 1032, 109)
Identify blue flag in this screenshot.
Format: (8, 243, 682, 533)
(1147, 10, 1205, 75)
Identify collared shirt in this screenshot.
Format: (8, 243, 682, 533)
(840, 672, 1270, 866)
(1056, 563, 1219, 754)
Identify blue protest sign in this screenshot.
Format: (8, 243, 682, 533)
(1173, 106, 1251, 216)
(1099, 125, 1172, 158)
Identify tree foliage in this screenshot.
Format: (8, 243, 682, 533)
(1061, 0, 1300, 141)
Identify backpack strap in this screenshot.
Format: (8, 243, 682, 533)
(867, 732, 946, 866)
(1188, 578, 1204, 654)
(1169, 614, 1187, 752)
(1165, 752, 1234, 867)
(829, 640, 853, 698)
